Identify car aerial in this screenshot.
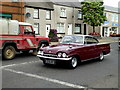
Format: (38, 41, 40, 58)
(37, 35, 110, 69)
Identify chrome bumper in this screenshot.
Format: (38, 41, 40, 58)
(37, 55, 72, 61)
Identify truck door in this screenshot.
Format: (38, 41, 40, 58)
(21, 25, 36, 49)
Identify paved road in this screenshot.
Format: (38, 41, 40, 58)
(1, 42, 119, 89)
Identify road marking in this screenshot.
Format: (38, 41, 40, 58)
(4, 68, 87, 89)
(1, 60, 41, 69)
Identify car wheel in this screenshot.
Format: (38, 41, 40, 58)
(99, 52, 104, 61)
(69, 57, 78, 69)
(3, 46, 16, 60)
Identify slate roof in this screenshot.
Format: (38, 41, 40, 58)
(25, 2, 54, 10)
(50, 0, 81, 8)
(25, 0, 119, 13)
(25, 0, 81, 9)
(104, 5, 119, 13)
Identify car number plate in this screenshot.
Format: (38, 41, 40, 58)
(45, 60, 55, 64)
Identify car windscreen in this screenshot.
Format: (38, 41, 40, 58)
(60, 36, 83, 44)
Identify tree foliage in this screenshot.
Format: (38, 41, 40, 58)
(81, 1, 107, 32)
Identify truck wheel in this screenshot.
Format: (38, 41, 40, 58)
(69, 57, 78, 69)
(3, 46, 16, 60)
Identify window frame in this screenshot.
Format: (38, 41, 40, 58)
(74, 24, 82, 34)
(33, 8, 39, 19)
(34, 23, 40, 35)
(78, 10, 83, 20)
(57, 23, 65, 34)
(60, 8, 67, 18)
(46, 10, 51, 20)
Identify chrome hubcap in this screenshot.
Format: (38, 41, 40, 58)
(71, 58, 77, 67)
(100, 53, 104, 60)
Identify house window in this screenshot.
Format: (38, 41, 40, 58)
(60, 8, 66, 17)
(46, 10, 51, 20)
(112, 14, 115, 22)
(34, 23, 39, 34)
(74, 24, 81, 34)
(57, 23, 65, 33)
(33, 9, 39, 19)
(78, 10, 82, 19)
(115, 14, 118, 22)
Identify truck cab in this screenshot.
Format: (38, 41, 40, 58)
(0, 20, 49, 60)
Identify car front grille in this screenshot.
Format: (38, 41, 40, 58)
(43, 53, 57, 57)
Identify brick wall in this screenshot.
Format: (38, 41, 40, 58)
(0, 0, 25, 22)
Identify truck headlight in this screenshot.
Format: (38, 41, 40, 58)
(62, 53, 67, 58)
(38, 50, 44, 55)
(58, 53, 62, 57)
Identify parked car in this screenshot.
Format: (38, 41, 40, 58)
(0, 20, 49, 60)
(37, 35, 110, 69)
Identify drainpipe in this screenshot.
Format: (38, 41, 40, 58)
(72, 7, 75, 35)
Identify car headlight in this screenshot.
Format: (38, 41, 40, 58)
(38, 50, 44, 55)
(57, 53, 62, 57)
(62, 53, 67, 58)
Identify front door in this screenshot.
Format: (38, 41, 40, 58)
(68, 24, 72, 35)
(83, 36, 99, 60)
(102, 27, 108, 37)
(84, 24, 87, 35)
(46, 24, 51, 37)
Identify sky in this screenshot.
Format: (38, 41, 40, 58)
(104, 0, 120, 8)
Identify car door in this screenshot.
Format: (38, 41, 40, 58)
(83, 36, 98, 60)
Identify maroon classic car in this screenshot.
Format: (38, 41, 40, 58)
(37, 35, 110, 69)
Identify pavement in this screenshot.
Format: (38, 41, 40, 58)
(50, 37, 119, 45)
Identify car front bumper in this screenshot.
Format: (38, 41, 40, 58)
(37, 55, 72, 61)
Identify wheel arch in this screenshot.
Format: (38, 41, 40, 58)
(102, 51, 106, 55)
(71, 54, 81, 63)
(2, 41, 18, 51)
(38, 40, 49, 48)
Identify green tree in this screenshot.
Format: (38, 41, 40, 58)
(81, 1, 107, 32)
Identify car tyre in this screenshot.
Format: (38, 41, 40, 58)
(69, 57, 78, 69)
(3, 46, 16, 60)
(99, 52, 104, 61)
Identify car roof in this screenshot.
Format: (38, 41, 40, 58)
(64, 35, 93, 37)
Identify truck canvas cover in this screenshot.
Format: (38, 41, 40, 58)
(0, 19, 19, 35)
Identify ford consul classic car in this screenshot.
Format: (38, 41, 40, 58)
(37, 35, 110, 69)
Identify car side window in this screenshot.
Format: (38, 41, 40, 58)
(61, 36, 75, 43)
(85, 37, 98, 44)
